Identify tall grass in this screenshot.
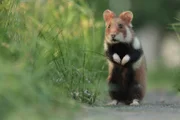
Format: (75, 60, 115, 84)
(0, 0, 107, 119)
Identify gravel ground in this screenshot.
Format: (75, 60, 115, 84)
(80, 90, 180, 120)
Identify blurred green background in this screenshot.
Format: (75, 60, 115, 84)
(0, 0, 180, 119)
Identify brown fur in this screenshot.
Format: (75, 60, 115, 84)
(134, 56, 147, 98)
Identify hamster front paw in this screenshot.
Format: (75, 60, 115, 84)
(113, 53, 121, 63)
(121, 54, 130, 65)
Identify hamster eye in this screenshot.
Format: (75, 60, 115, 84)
(118, 24, 123, 28)
(108, 24, 111, 29)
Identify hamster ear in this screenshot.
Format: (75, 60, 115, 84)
(119, 11, 133, 23)
(103, 9, 115, 22)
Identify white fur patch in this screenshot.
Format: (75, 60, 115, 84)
(104, 43, 108, 51)
(114, 33, 124, 42)
(113, 53, 121, 63)
(133, 37, 141, 50)
(121, 54, 130, 65)
(133, 55, 143, 69)
(114, 28, 132, 43)
(125, 26, 132, 43)
(130, 99, 139, 106)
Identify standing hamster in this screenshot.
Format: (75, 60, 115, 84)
(103, 10, 147, 105)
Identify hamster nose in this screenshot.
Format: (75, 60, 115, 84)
(111, 34, 116, 39)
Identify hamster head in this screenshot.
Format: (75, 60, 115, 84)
(103, 10, 134, 44)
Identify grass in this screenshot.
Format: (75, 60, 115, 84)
(0, 0, 107, 119)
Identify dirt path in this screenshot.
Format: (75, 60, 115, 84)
(80, 90, 180, 120)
